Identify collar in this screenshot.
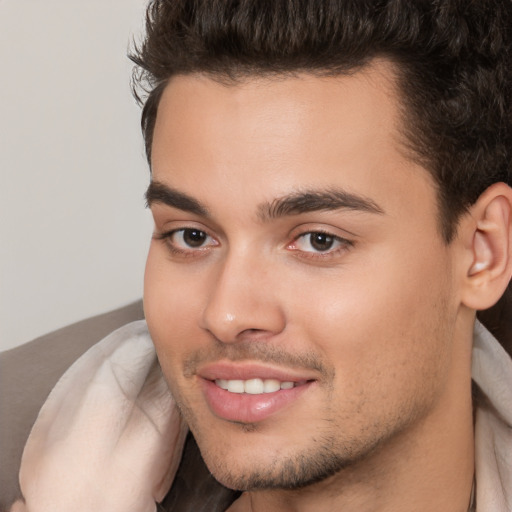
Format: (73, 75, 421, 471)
(14, 321, 188, 512)
(472, 321, 512, 511)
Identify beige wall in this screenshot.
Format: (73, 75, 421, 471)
(0, 0, 152, 350)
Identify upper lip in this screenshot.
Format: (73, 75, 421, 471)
(197, 361, 318, 382)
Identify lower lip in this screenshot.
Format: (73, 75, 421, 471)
(201, 379, 313, 424)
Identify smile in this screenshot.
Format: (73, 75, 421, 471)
(214, 378, 305, 394)
(201, 378, 314, 423)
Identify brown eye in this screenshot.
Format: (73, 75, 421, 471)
(182, 229, 207, 247)
(289, 230, 352, 257)
(158, 228, 217, 254)
(309, 232, 335, 252)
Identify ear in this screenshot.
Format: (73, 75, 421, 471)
(460, 182, 512, 310)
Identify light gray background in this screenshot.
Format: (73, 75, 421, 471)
(0, 0, 152, 350)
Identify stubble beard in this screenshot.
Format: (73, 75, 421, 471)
(203, 433, 380, 491)
(171, 387, 430, 493)
(163, 305, 452, 493)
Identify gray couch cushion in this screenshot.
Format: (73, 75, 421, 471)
(0, 301, 144, 511)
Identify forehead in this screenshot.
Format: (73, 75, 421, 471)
(150, 60, 437, 227)
(152, 61, 402, 174)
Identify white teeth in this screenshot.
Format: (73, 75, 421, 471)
(216, 379, 229, 390)
(214, 378, 297, 394)
(263, 379, 281, 393)
(227, 380, 245, 393)
(245, 378, 264, 394)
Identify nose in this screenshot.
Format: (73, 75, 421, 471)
(200, 252, 286, 343)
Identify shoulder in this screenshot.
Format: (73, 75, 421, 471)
(0, 301, 144, 511)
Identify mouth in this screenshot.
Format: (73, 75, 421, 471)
(213, 377, 308, 394)
(197, 363, 317, 424)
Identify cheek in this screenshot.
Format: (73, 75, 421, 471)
(290, 245, 456, 409)
(144, 244, 206, 366)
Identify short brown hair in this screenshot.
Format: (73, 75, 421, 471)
(131, 0, 512, 242)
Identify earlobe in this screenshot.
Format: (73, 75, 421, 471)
(461, 183, 512, 311)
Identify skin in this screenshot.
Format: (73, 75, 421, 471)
(144, 62, 477, 511)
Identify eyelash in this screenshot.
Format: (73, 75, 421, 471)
(154, 228, 353, 260)
(288, 230, 354, 260)
(153, 228, 218, 257)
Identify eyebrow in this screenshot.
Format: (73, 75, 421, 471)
(145, 181, 208, 216)
(259, 189, 384, 220)
(145, 180, 384, 219)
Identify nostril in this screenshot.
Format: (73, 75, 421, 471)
(241, 328, 265, 335)
(234, 327, 278, 344)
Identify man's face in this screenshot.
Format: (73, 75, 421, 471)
(145, 62, 462, 490)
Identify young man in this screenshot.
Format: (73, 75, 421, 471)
(4, 1, 512, 511)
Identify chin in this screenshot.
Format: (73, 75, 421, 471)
(195, 428, 376, 492)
